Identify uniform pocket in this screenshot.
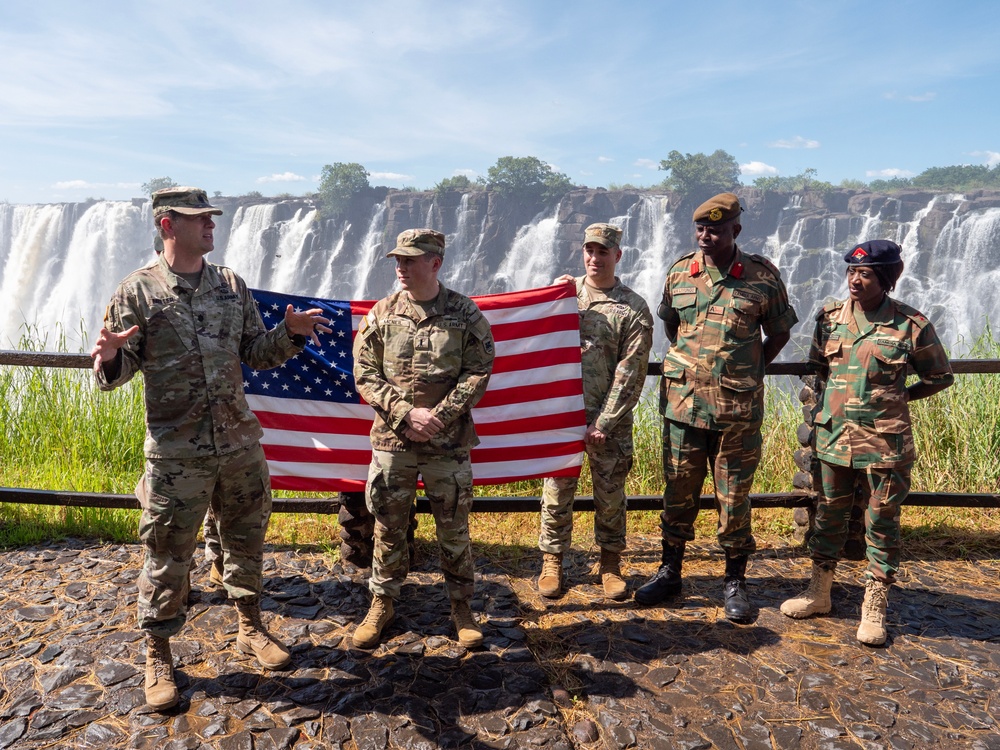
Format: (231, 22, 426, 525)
(869, 344, 908, 386)
(728, 297, 760, 339)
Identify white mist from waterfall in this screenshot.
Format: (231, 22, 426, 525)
(5, 193, 1000, 355)
(442, 194, 488, 293)
(221, 204, 279, 289)
(494, 205, 561, 291)
(1, 202, 154, 349)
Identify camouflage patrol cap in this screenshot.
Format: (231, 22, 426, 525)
(152, 186, 222, 219)
(387, 228, 446, 259)
(693, 192, 742, 226)
(583, 222, 623, 249)
(845, 239, 902, 266)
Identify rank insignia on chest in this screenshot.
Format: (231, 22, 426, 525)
(708, 305, 724, 316)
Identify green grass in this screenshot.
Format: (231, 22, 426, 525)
(2, 329, 999, 555)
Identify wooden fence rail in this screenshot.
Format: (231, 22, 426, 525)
(3, 350, 1000, 512)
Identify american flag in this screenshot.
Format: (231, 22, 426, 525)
(242, 283, 586, 492)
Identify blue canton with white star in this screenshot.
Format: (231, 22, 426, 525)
(242, 288, 360, 404)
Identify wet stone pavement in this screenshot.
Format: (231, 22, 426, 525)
(0, 537, 998, 749)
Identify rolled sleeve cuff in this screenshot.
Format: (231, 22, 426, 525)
(389, 401, 413, 431)
(763, 308, 799, 338)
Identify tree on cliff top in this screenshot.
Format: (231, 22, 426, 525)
(486, 156, 574, 207)
(318, 162, 370, 219)
(658, 150, 741, 201)
(141, 177, 178, 196)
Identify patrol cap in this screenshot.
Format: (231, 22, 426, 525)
(693, 192, 742, 226)
(844, 239, 902, 266)
(387, 228, 446, 259)
(152, 187, 222, 219)
(583, 222, 623, 249)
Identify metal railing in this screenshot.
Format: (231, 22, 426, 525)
(3, 350, 1000, 512)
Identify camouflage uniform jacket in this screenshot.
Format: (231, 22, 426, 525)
(95, 252, 303, 459)
(658, 246, 798, 430)
(808, 296, 953, 468)
(353, 285, 494, 454)
(573, 276, 654, 439)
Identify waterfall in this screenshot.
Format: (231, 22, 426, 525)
(4, 190, 1000, 355)
(494, 204, 562, 291)
(350, 201, 389, 300)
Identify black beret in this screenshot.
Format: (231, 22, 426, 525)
(844, 240, 902, 266)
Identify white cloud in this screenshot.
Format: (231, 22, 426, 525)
(740, 161, 778, 176)
(865, 168, 915, 178)
(634, 158, 659, 170)
(453, 168, 479, 179)
(883, 91, 937, 102)
(370, 172, 414, 182)
(597, 156, 614, 163)
(53, 180, 139, 190)
(768, 136, 820, 149)
(971, 150, 1000, 167)
(256, 172, 306, 184)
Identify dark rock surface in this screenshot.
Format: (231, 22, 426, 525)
(0, 537, 997, 748)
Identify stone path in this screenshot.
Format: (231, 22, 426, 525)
(0, 536, 998, 749)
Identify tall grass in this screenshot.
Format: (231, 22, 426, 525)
(2, 329, 999, 552)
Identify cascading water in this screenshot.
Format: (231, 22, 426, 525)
(493, 204, 562, 292)
(3, 190, 1000, 356)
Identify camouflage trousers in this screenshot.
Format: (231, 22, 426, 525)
(539, 439, 633, 554)
(136, 443, 272, 639)
(660, 419, 761, 555)
(810, 461, 911, 584)
(366, 449, 475, 602)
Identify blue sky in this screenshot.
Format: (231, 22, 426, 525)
(3, 0, 999, 204)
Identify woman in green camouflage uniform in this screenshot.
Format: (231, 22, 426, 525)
(781, 240, 953, 645)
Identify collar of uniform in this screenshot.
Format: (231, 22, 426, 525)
(578, 275, 621, 300)
(156, 252, 222, 295)
(397, 284, 447, 321)
(838, 295, 893, 331)
(690, 246, 742, 279)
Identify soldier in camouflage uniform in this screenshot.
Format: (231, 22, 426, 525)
(537, 223, 653, 601)
(635, 193, 798, 621)
(781, 240, 953, 645)
(92, 187, 331, 711)
(352, 228, 494, 650)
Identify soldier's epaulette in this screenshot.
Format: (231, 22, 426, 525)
(672, 251, 697, 266)
(747, 253, 782, 278)
(816, 300, 844, 320)
(891, 298, 932, 328)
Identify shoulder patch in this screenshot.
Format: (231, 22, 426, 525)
(748, 253, 782, 278)
(816, 299, 844, 320)
(892, 299, 932, 328)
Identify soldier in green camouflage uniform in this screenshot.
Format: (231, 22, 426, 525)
(537, 223, 653, 601)
(92, 187, 331, 711)
(352, 228, 495, 650)
(636, 193, 798, 621)
(781, 240, 953, 645)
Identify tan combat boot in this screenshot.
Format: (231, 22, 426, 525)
(235, 597, 292, 670)
(599, 548, 628, 601)
(451, 600, 484, 649)
(352, 594, 394, 649)
(780, 563, 835, 618)
(209, 558, 224, 588)
(857, 578, 890, 645)
(144, 634, 178, 711)
(537, 552, 563, 598)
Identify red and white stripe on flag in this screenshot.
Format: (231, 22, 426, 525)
(245, 283, 585, 492)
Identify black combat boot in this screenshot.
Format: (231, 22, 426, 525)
(635, 541, 684, 605)
(723, 553, 753, 622)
